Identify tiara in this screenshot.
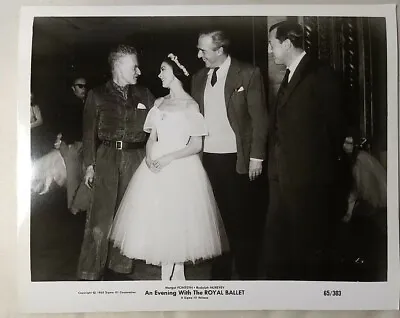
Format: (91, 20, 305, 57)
(168, 53, 190, 77)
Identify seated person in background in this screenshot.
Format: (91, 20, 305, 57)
(332, 137, 387, 281)
(342, 137, 387, 223)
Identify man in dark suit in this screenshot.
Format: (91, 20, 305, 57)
(262, 21, 348, 281)
(78, 44, 155, 281)
(191, 30, 268, 280)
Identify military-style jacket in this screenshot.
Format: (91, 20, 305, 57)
(82, 80, 155, 167)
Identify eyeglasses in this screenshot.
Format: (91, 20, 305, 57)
(74, 84, 86, 89)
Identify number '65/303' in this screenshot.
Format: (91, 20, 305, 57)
(324, 290, 342, 296)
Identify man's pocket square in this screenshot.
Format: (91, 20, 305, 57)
(137, 103, 147, 109)
(236, 86, 244, 92)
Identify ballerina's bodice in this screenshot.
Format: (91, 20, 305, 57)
(144, 100, 207, 159)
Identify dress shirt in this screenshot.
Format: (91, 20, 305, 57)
(287, 51, 307, 82)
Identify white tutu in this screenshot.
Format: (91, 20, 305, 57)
(352, 150, 387, 208)
(31, 149, 67, 195)
(109, 100, 227, 265)
(343, 150, 387, 223)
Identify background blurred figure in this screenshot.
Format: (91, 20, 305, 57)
(31, 75, 90, 212)
(342, 137, 387, 223)
(57, 75, 87, 144)
(30, 92, 43, 129)
(30, 90, 66, 196)
(30, 92, 45, 160)
(55, 75, 89, 213)
(332, 137, 387, 281)
(71, 76, 87, 102)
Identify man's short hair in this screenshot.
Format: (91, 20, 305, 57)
(269, 21, 304, 49)
(199, 30, 230, 54)
(108, 44, 138, 71)
(72, 76, 86, 86)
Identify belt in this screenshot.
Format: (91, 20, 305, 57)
(102, 140, 146, 150)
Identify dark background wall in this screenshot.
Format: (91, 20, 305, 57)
(296, 16, 387, 163)
(370, 18, 387, 158)
(31, 16, 269, 133)
(31, 16, 388, 167)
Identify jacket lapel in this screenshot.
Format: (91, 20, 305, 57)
(224, 58, 241, 109)
(277, 54, 313, 109)
(196, 68, 209, 115)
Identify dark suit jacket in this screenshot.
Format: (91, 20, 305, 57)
(58, 93, 85, 144)
(268, 54, 348, 186)
(191, 57, 268, 174)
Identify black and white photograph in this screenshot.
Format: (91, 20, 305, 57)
(17, 4, 399, 313)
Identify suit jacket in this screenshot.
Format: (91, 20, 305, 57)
(191, 57, 268, 174)
(58, 93, 85, 144)
(268, 54, 348, 186)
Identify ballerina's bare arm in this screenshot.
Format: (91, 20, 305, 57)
(145, 125, 158, 171)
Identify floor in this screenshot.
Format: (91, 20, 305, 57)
(31, 188, 86, 281)
(30, 185, 388, 282)
(30, 187, 214, 281)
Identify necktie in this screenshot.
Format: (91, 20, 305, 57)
(274, 68, 291, 140)
(276, 68, 290, 104)
(281, 68, 290, 88)
(211, 67, 219, 87)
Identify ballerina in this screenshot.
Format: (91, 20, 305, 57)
(109, 53, 228, 280)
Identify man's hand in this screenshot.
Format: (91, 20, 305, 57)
(84, 165, 95, 189)
(249, 159, 263, 181)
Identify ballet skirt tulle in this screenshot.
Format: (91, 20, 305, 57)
(109, 104, 227, 265)
(31, 149, 67, 194)
(352, 150, 387, 208)
(31, 142, 92, 213)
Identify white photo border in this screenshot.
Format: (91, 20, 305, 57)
(17, 4, 400, 313)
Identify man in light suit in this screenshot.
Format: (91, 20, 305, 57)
(263, 21, 349, 281)
(191, 30, 268, 280)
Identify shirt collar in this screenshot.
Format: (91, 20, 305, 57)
(112, 80, 128, 90)
(208, 55, 231, 76)
(111, 80, 129, 99)
(288, 51, 306, 76)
